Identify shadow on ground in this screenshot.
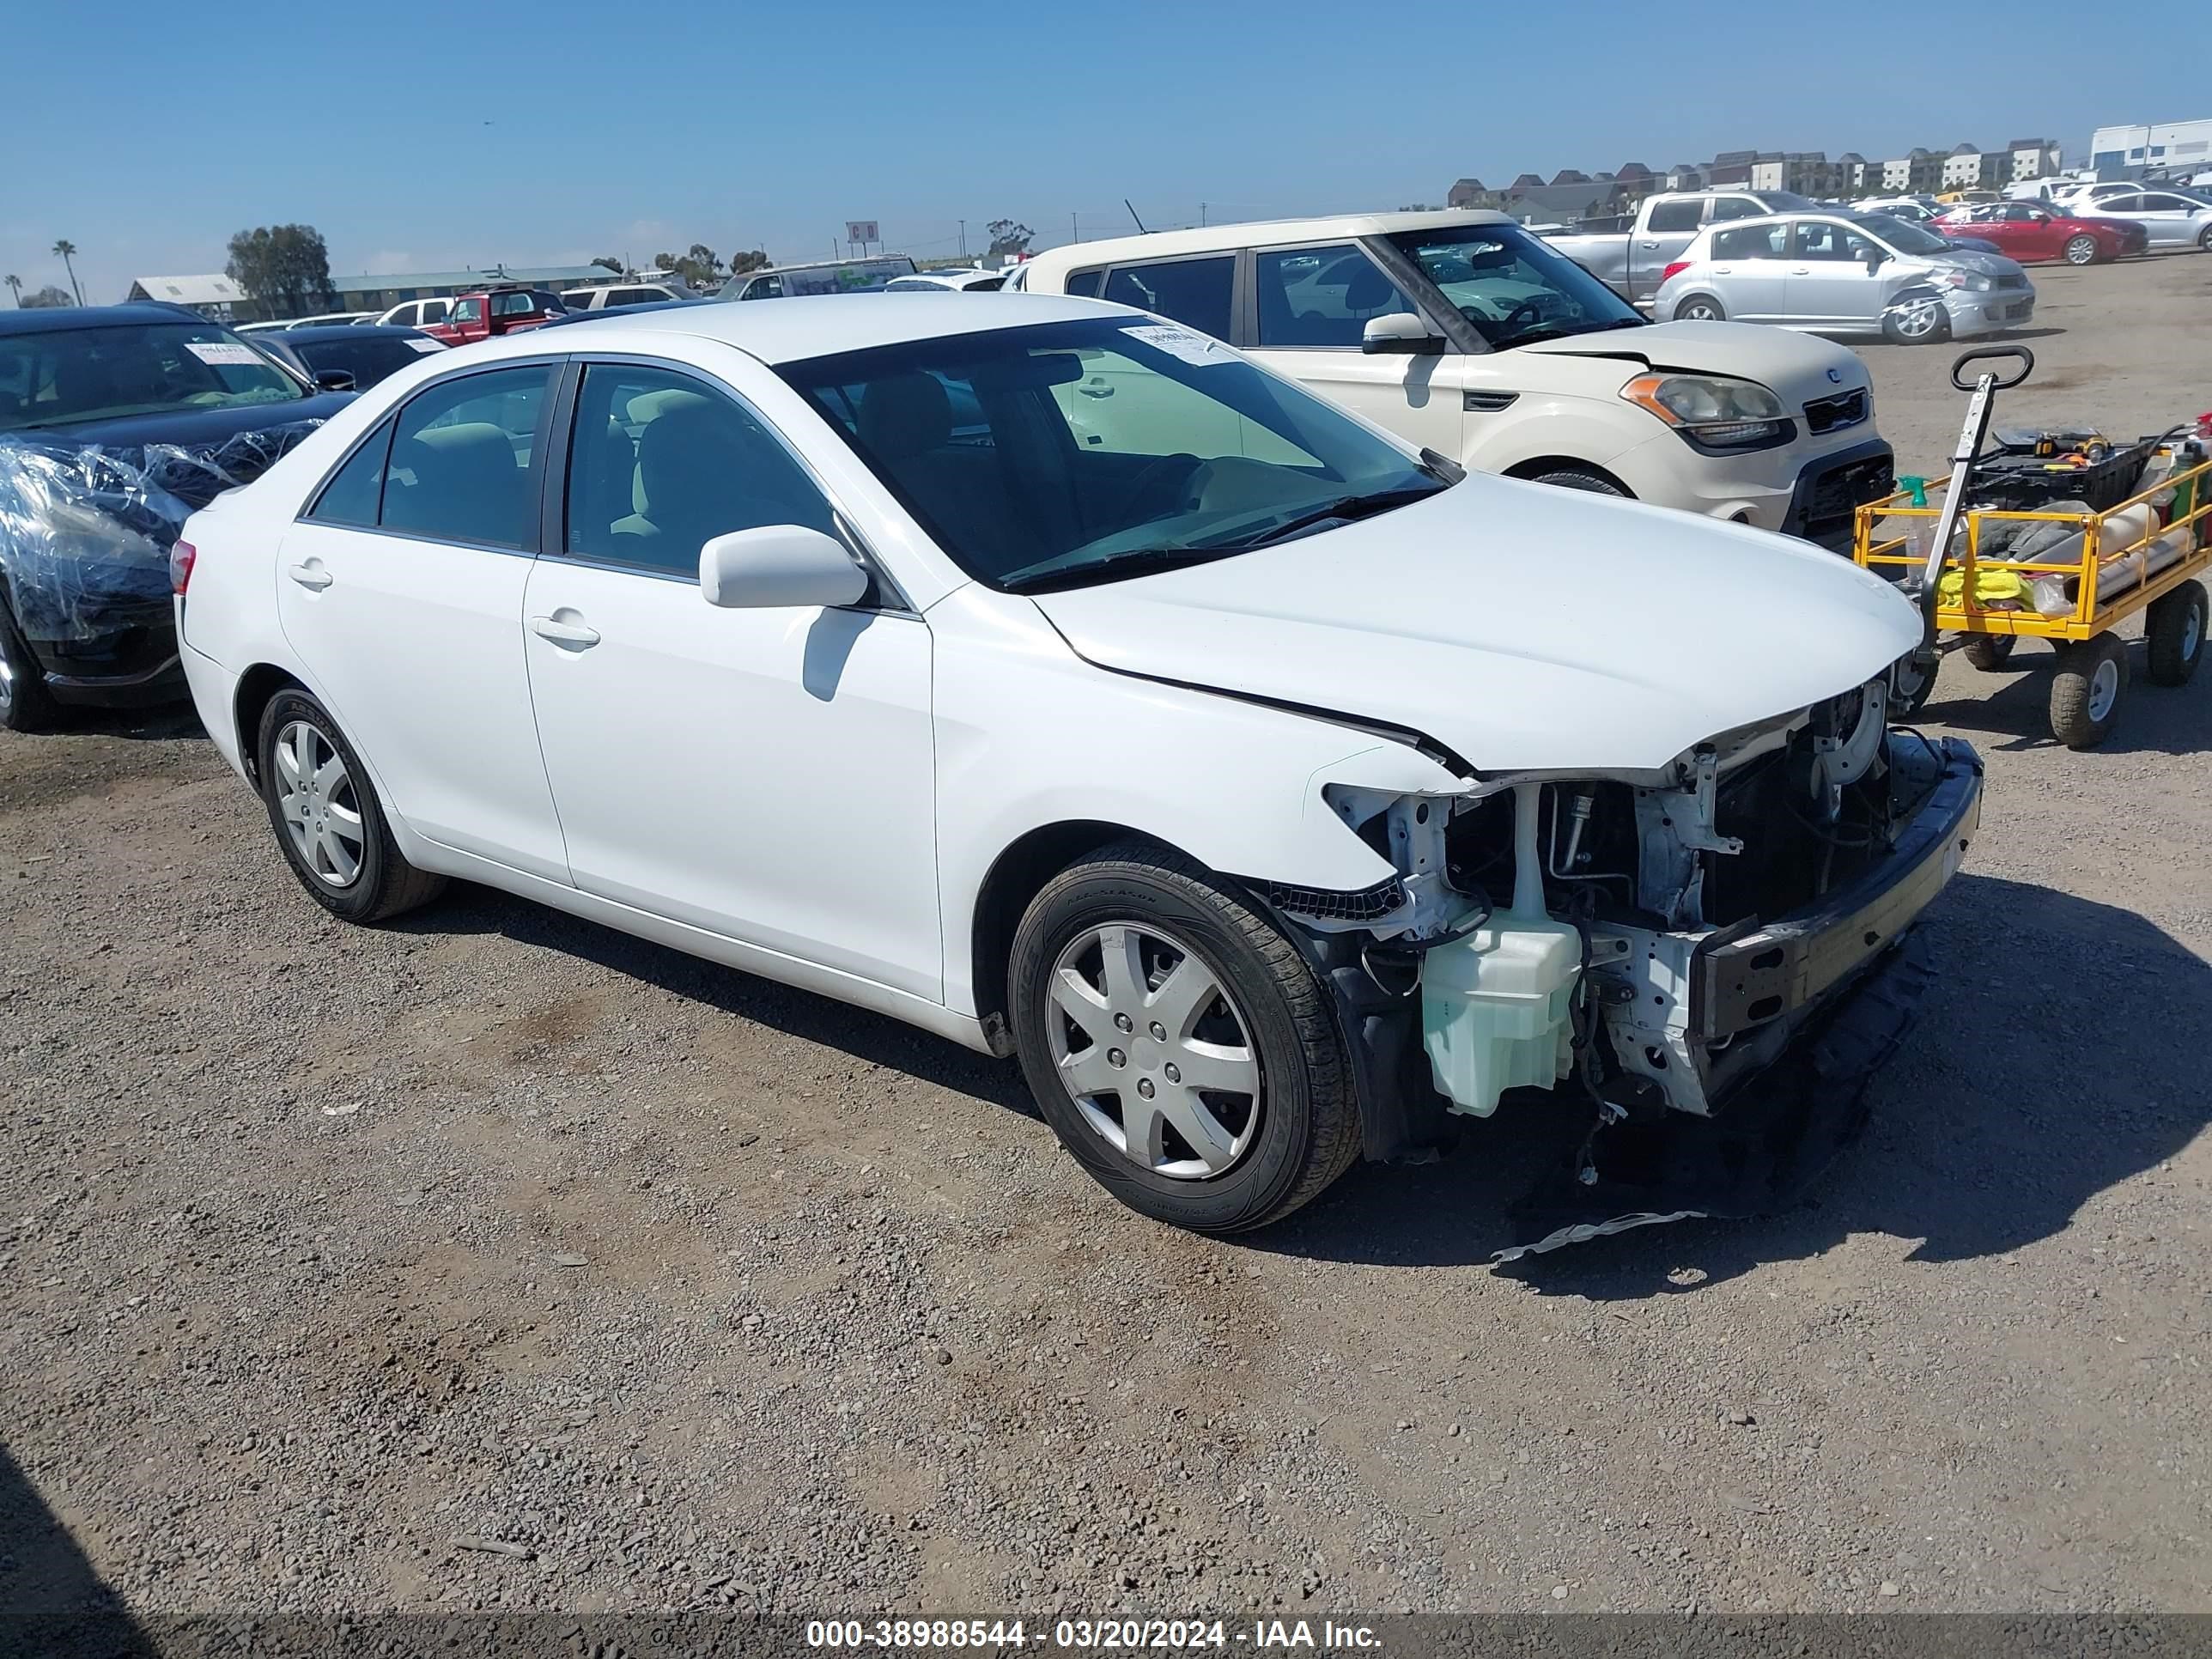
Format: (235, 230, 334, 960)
(0, 1440, 148, 1657)
(1917, 631, 2209, 757)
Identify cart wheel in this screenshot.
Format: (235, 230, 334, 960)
(2049, 634, 2128, 749)
(1961, 635, 2018, 672)
(2145, 580, 2206, 688)
(1892, 650, 1938, 716)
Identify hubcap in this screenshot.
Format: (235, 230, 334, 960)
(273, 720, 366, 889)
(2184, 603, 2203, 662)
(1046, 922, 1261, 1181)
(1897, 301, 1942, 337)
(0, 647, 15, 719)
(1686, 303, 1718, 320)
(2067, 238, 2095, 264)
(2087, 656, 2120, 723)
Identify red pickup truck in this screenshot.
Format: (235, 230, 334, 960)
(421, 287, 567, 347)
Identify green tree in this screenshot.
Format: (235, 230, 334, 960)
(591, 256, 623, 274)
(654, 243, 727, 289)
(51, 240, 82, 305)
(3, 275, 19, 307)
(727, 248, 770, 276)
(225, 224, 335, 320)
(985, 219, 1034, 258)
(1396, 202, 1441, 212)
(20, 284, 74, 309)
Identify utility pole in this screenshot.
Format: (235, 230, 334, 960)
(1200, 202, 1207, 226)
(1072, 210, 1079, 245)
(958, 220, 966, 259)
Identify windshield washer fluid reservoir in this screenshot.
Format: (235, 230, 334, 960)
(1419, 783, 1583, 1118)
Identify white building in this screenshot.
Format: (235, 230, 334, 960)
(1881, 149, 1941, 193)
(123, 273, 249, 320)
(2090, 118, 2212, 177)
(2009, 138, 2063, 181)
(1940, 144, 2004, 191)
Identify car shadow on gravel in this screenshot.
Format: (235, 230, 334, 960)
(0, 1441, 150, 1656)
(398, 887, 1041, 1118)
(1250, 872, 2212, 1297)
(1920, 638, 2210, 757)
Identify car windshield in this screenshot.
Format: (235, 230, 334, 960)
(0, 320, 307, 433)
(1384, 222, 1642, 349)
(780, 316, 1449, 592)
(1857, 215, 1949, 255)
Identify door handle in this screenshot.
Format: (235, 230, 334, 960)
(1638, 240, 1659, 249)
(1078, 383, 1114, 398)
(1790, 266, 1811, 275)
(287, 560, 332, 591)
(529, 614, 601, 648)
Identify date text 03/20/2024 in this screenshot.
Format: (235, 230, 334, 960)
(805, 1619, 1383, 1650)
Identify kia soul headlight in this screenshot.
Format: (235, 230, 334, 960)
(1621, 373, 1790, 447)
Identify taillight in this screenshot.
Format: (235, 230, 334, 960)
(1661, 260, 1692, 284)
(170, 539, 198, 597)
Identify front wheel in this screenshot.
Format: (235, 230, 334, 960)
(0, 598, 58, 734)
(1882, 297, 1952, 345)
(2198, 225, 2212, 252)
(256, 689, 446, 923)
(2063, 234, 2102, 266)
(1009, 843, 1361, 1234)
(2146, 580, 2206, 687)
(1521, 466, 1630, 498)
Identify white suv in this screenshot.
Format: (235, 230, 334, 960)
(374, 298, 452, 329)
(1018, 211, 1893, 547)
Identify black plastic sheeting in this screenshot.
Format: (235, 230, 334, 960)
(0, 421, 324, 640)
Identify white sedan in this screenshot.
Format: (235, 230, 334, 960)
(2061, 188, 2212, 251)
(172, 295, 1978, 1246)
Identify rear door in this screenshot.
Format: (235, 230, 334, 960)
(1700, 220, 1792, 321)
(277, 362, 568, 879)
(1243, 242, 1461, 456)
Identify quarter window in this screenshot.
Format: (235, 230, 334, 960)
(307, 416, 396, 526)
(380, 365, 552, 550)
(1102, 256, 1234, 341)
(1254, 246, 1420, 348)
(564, 363, 836, 580)
(1065, 269, 1104, 298)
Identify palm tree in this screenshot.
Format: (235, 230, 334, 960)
(3, 275, 19, 307)
(51, 240, 82, 305)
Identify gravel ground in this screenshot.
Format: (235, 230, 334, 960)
(3, 256, 2209, 1628)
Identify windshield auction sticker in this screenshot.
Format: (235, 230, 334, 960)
(1123, 324, 1232, 365)
(184, 342, 266, 366)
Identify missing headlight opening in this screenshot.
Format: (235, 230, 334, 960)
(1305, 664, 1977, 1259)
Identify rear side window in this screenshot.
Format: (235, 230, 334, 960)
(1711, 222, 1787, 259)
(380, 366, 552, 550)
(1102, 257, 1233, 340)
(1710, 197, 1765, 222)
(307, 416, 396, 526)
(421, 300, 449, 325)
(1646, 199, 1704, 233)
(492, 292, 537, 318)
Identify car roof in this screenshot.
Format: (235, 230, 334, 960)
(491, 292, 1133, 362)
(281, 324, 431, 343)
(0, 301, 216, 336)
(1018, 210, 1512, 280)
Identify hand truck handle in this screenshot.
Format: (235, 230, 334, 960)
(1950, 345, 2034, 392)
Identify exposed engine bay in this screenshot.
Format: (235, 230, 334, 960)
(1268, 662, 1983, 1259)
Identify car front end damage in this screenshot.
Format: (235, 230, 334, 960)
(1261, 663, 1981, 1258)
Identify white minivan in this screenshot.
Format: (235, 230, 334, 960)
(1018, 211, 1893, 546)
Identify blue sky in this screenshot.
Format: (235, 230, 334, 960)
(4, 0, 2192, 303)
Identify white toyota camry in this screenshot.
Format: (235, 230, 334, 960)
(173, 295, 1979, 1250)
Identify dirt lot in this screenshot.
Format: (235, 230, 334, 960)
(4, 255, 2210, 1628)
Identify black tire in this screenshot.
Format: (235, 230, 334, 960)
(2048, 633, 2128, 749)
(1674, 294, 1725, 323)
(1522, 467, 1631, 498)
(0, 596, 58, 735)
(2146, 579, 2207, 687)
(1961, 634, 2018, 672)
(1008, 842, 1360, 1234)
(1892, 651, 1938, 716)
(1881, 300, 1952, 346)
(255, 689, 445, 923)
(2063, 234, 2101, 266)
(2199, 225, 2212, 252)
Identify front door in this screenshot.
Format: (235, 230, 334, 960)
(1785, 219, 1890, 327)
(521, 360, 942, 999)
(1243, 243, 1463, 457)
(276, 361, 568, 880)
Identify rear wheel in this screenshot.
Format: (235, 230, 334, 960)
(2199, 225, 2212, 252)
(1674, 294, 1725, 322)
(2048, 633, 2128, 748)
(1522, 466, 1630, 498)
(2063, 234, 2101, 266)
(1961, 634, 2018, 672)
(256, 690, 445, 923)
(1009, 842, 1361, 1234)
(0, 598, 58, 734)
(2146, 579, 2206, 687)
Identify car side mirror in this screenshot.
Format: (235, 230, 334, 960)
(313, 368, 356, 392)
(700, 526, 868, 610)
(1361, 313, 1445, 356)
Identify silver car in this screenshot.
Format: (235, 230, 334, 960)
(1653, 211, 2034, 344)
(2061, 188, 2212, 252)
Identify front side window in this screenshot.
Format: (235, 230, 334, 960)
(781, 316, 1444, 593)
(380, 365, 551, 549)
(1711, 222, 1787, 260)
(564, 363, 835, 579)
(1385, 222, 1642, 349)
(1646, 199, 1704, 233)
(1793, 222, 1874, 262)
(450, 298, 483, 325)
(1101, 257, 1234, 341)
(0, 321, 306, 434)
(1254, 246, 1419, 348)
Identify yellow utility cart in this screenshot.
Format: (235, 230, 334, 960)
(1852, 347, 2210, 749)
